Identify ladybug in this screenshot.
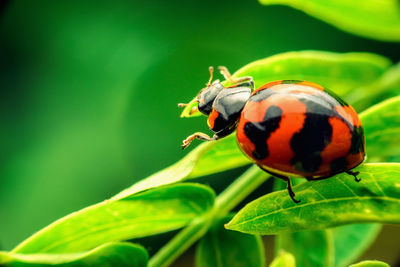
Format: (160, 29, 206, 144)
(180, 66, 366, 203)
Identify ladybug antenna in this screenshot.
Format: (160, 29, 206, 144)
(207, 66, 214, 87)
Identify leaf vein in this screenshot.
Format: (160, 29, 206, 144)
(308, 183, 328, 200)
(337, 178, 359, 197)
(371, 176, 387, 197)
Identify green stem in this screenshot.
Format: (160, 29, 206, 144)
(148, 216, 212, 267)
(214, 165, 269, 214)
(149, 165, 270, 267)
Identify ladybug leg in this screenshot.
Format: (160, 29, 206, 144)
(218, 66, 254, 89)
(182, 132, 218, 149)
(346, 170, 361, 182)
(256, 165, 300, 203)
(207, 66, 214, 86)
(283, 177, 301, 204)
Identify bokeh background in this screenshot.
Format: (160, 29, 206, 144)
(0, 0, 399, 256)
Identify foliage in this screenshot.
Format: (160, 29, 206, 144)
(1, 0, 399, 265)
(1, 49, 398, 266)
(0, 243, 148, 267)
(258, 0, 400, 41)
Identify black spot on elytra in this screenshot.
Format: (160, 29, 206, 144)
(290, 98, 333, 173)
(244, 105, 282, 159)
(331, 157, 347, 174)
(350, 126, 365, 154)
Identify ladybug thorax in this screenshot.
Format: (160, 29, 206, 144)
(205, 82, 252, 138)
(197, 82, 224, 115)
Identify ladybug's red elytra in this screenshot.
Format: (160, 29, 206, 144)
(180, 66, 366, 203)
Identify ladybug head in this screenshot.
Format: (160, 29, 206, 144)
(197, 67, 225, 115)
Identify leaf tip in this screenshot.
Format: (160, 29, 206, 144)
(223, 220, 237, 231)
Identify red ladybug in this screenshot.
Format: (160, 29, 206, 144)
(180, 66, 366, 203)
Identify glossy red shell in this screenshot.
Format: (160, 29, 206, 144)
(236, 80, 365, 178)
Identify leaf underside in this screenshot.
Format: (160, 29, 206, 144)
(259, 0, 400, 41)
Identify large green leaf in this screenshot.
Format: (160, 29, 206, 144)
(332, 224, 381, 267)
(12, 184, 215, 254)
(181, 51, 390, 117)
(0, 242, 147, 267)
(259, 0, 400, 42)
(195, 216, 265, 267)
(231, 52, 390, 95)
(361, 96, 400, 162)
(226, 163, 400, 235)
(349, 62, 400, 111)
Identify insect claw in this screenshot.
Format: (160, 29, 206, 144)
(346, 170, 361, 182)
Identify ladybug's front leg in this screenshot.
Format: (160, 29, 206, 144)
(182, 132, 218, 149)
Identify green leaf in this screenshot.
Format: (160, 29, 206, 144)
(361, 96, 400, 162)
(349, 260, 390, 267)
(276, 230, 334, 267)
(332, 224, 381, 267)
(12, 183, 215, 254)
(179, 97, 203, 118)
(181, 51, 390, 118)
(259, 0, 400, 42)
(0, 242, 148, 266)
(231, 51, 390, 96)
(349, 62, 400, 111)
(269, 251, 296, 267)
(195, 216, 265, 267)
(226, 163, 400, 235)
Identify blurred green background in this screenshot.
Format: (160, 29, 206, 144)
(0, 0, 399, 251)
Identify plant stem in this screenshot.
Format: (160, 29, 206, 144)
(214, 165, 269, 214)
(148, 215, 212, 267)
(149, 165, 270, 267)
